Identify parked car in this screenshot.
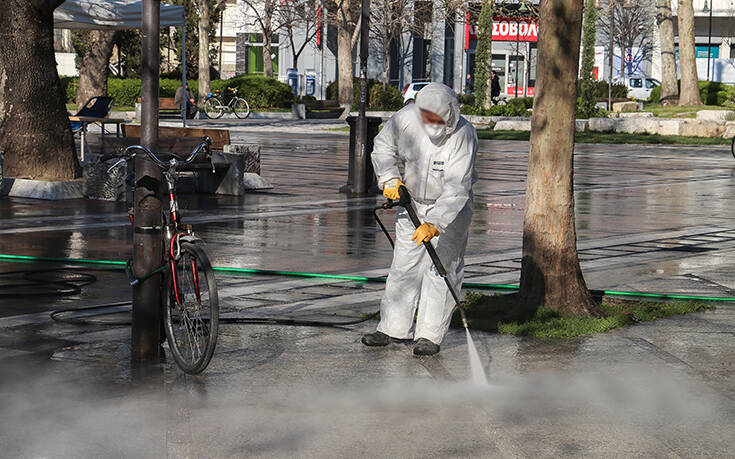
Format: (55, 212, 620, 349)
(402, 82, 430, 104)
(626, 77, 661, 100)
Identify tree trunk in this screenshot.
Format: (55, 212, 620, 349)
(656, 0, 678, 103)
(76, 30, 118, 109)
(337, 0, 354, 105)
(677, 0, 701, 106)
(263, 30, 273, 77)
(474, 0, 494, 110)
(0, 0, 81, 180)
(198, 0, 211, 104)
(518, 0, 600, 317)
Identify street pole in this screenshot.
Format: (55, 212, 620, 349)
(515, 17, 520, 98)
(353, 0, 370, 195)
(133, 0, 163, 365)
(608, 1, 614, 111)
(320, 1, 325, 100)
(706, 0, 713, 80)
(219, 9, 224, 75)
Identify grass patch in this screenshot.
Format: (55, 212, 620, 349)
(451, 292, 716, 339)
(327, 126, 351, 132)
(642, 104, 725, 119)
(476, 129, 731, 146)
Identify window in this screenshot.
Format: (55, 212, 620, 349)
(629, 78, 642, 88)
(645, 79, 660, 89)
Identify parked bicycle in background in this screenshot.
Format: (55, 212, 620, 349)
(204, 87, 250, 119)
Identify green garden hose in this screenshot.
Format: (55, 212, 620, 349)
(1, 253, 734, 302)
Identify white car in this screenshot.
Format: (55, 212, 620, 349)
(626, 77, 661, 100)
(402, 82, 430, 104)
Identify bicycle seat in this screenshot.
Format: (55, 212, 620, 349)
(227, 87, 238, 92)
(214, 89, 221, 93)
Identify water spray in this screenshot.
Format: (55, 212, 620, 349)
(377, 186, 487, 383)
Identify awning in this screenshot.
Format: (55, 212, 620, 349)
(54, 0, 185, 30)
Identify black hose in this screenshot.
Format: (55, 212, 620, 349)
(49, 301, 380, 329)
(0, 269, 96, 298)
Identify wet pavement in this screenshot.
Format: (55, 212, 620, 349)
(1, 120, 735, 457)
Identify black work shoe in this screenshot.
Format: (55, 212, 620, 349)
(361, 331, 394, 347)
(413, 338, 440, 356)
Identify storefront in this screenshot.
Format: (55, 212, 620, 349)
(463, 14, 538, 97)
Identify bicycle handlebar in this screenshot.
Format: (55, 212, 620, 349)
(105, 136, 213, 173)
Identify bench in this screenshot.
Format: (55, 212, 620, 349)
(293, 100, 348, 119)
(84, 125, 263, 200)
(135, 97, 182, 119)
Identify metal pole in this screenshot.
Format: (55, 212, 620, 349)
(515, 17, 519, 98)
(608, 2, 614, 111)
(182, 25, 187, 127)
(353, 0, 370, 195)
(320, 1, 326, 100)
(219, 9, 224, 75)
(133, 0, 163, 365)
(706, 0, 712, 80)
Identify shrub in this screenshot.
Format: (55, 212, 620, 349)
(461, 103, 528, 117)
(368, 84, 403, 110)
(326, 78, 382, 105)
(221, 74, 294, 108)
(506, 96, 534, 110)
(458, 93, 475, 106)
(579, 80, 627, 99)
(59, 76, 78, 103)
(648, 80, 735, 105)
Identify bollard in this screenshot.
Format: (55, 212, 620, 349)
(340, 116, 382, 194)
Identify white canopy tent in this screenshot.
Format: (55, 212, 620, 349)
(54, 0, 189, 125)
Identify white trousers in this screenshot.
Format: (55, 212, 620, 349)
(376, 201, 472, 345)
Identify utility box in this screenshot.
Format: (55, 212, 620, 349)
(305, 73, 316, 97)
(340, 116, 382, 194)
(287, 68, 299, 96)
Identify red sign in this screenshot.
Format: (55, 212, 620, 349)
(506, 87, 535, 96)
(465, 16, 539, 49)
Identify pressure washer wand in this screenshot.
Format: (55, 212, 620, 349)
(395, 186, 470, 329)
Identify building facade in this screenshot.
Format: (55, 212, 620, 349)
(208, 0, 735, 97)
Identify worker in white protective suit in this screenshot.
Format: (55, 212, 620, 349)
(362, 82, 477, 356)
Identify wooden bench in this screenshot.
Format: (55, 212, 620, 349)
(86, 125, 261, 198)
(303, 99, 346, 119)
(137, 97, 181, 118)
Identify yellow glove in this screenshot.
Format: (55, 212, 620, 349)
(382, 178, 404, 200)
(412, 223, 440, 246)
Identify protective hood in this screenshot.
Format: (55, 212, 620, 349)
(415, 82, 460, 145)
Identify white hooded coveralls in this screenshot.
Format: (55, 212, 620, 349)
(371, 83, 478, 345)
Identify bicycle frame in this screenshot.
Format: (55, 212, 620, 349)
(119, 139, 212, 307)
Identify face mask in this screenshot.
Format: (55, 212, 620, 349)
(423, 123, 445, 140)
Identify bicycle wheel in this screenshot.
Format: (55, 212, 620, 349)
(163, 241, 219, 374)
(233, 97, 250, 119)
(204, 97, 224, 119)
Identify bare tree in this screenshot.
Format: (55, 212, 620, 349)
(241, 0, 283, 78)
(519, 0, 601, 317)
(677, 0, 702, 106)
(369, 0, 425, 88)
(656, 0, 678, 103)
(279, 0, 322, 69)
(597, 0, 655, 79)
(196, 0, 226, 103)
(326, 0, 362, 104)
(0, 0, 81, 180)
(74, 30, 119, 109)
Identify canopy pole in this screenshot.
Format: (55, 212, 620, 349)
(132, 0, 163, 366)
(182, 24, 187, 127)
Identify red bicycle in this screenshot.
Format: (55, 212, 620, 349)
(106, 137, 219, 374)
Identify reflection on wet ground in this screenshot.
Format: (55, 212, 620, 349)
(2, 128, 735, 456)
